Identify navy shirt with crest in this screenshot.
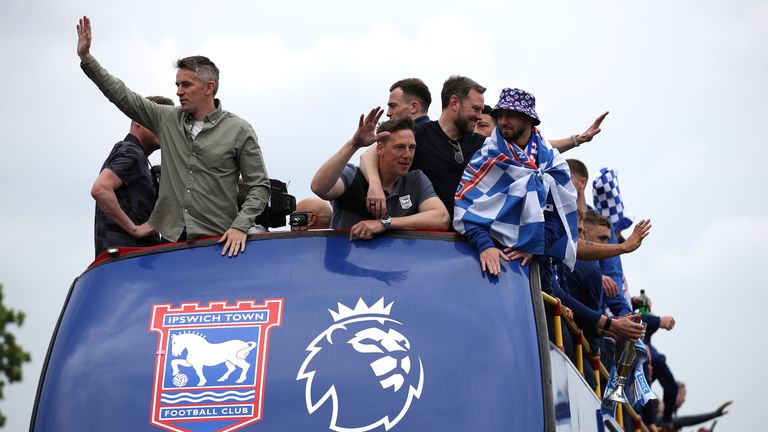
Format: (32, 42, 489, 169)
(331, 164, 436, 229)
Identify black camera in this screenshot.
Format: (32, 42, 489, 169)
(253, 179, 296, 229)
(148, 165, 296, 229)
(290, 212, 310, 231)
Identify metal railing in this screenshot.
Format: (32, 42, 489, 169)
(541, 292, 649, 432)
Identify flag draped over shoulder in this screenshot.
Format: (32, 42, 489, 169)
(453, 127, 579, 269)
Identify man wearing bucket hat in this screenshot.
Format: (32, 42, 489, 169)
(454, 87, 579, 277)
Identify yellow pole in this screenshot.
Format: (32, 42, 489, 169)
(552, 301, 564, 351)
(616, 403, 624, 429)
(575, 331, 584, 376)
(591, 356, 602, 397)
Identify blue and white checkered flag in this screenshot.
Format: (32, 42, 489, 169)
(592, 167, 634, 231)
(453, 127, 578, 269)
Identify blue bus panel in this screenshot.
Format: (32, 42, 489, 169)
(33, 233, 545, 432)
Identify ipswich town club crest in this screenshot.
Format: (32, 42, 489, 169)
(149, 299, 284, 432)
(297, 298, 424, 432)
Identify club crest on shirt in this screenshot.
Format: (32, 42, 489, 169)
(399, 195, 413, 210)
(149, 299, 284, 432)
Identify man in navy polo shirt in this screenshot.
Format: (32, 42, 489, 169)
(311, 108, 449, 240)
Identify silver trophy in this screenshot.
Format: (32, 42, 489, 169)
(604, 320, 647, 405)
(604, 337, 637, 404)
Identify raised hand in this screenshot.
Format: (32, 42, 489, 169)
(716, 400, 732, 416)
(76, 16, 92, 61)
(350, 107, 389, 149)
(622, 219, 652, 254)
(576, 111, 609, 144)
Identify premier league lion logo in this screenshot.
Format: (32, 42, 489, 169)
(297, 298, 424, 432)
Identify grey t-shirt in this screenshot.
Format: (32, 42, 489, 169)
(331, 164, 437, 228)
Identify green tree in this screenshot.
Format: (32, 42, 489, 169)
(0, 283, 31, 427)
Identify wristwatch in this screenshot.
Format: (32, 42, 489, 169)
(380, 215, 392, 230)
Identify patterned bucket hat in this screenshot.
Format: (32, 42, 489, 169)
(592, 167, 634, 231)
(491, 87, 541, 126)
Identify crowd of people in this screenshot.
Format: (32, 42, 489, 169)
(77, 15, 731, 431)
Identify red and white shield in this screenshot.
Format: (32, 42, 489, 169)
(148, 299, 283, 432)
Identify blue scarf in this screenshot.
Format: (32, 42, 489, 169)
(454, 127, 578, 269)
(603, 339, 657, 412)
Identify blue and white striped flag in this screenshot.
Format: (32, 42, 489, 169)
(453, 127, 579, 269)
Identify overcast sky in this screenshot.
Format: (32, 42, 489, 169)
(1, 0, 765, 430)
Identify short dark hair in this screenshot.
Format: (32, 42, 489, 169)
(482, 104, 493, 115)
(376, 117, 414, 144)
(175, 56, 220, 96)
(146, 95, 175, 106)
(567, 159, 589, 180)
(440, 75, 486, 109)
(583, 209, 611, 229)
(390, 78, 432, 112)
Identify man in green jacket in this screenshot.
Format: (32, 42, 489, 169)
(76, 16, 270, 257)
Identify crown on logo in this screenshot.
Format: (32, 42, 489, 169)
(329, 298, 393, 322)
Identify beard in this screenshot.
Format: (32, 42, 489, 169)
(500, 127, 525, 144)
(501, 129, 523, 143)
(454, 114, 476, 137)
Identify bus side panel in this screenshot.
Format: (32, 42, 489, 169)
(34, 235, 545, 431)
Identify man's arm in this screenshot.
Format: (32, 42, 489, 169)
(672, 401, 732, 429)
(219, 128, 272, 258)
(390, 197, 449, 230)
(230, 130, 270, 232)
(76, 16, 165, 134)
(312, 107, 388, 200)
(348, 197, 449, 240)
(91, 169, 154, 238)
(359, 147, 387, 218)
(550, 111, 609, 153)
(311, 144, 357, 201)
(577, 219, 651, 260)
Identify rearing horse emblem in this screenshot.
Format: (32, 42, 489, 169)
(149, 299, 284, 432)
(170, 332, 258, 386)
